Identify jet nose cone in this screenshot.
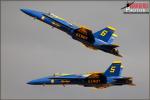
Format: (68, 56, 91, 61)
(27, 79, 42, 85)
(20, 8, 35, 15)
(20, 8, 29, 14)
(27, 80, 36, 85)
(27, 77, 51, 85)
(20, 8, 44, 19)
(20, 8, 25, 12)
(27, 81, 33, 85)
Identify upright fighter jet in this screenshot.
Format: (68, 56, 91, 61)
(27, 61, 134, 89)
(21, 9, 122, 57)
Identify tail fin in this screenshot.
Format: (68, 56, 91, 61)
(93, 26, 118, 43)
(104, 60, 123, 77)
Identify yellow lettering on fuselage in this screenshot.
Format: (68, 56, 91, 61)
(52, 22, 61, 27)
(75, 33, 88, 40)
(61, 80, 70, 83)
(88, 80, 101, 84)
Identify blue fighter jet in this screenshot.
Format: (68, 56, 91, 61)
(21, 9, 122, 57)
(27, 61, 134, 89)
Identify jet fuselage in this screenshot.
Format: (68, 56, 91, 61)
(20, 9, 122, 57)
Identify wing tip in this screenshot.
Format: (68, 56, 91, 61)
(112, 33, 118, 37)
(107, 26, 116, 31)
(113, 60, 122, 64)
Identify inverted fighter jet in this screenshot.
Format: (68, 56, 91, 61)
(21, 9, 122, 57)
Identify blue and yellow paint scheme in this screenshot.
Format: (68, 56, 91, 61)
(21, 9, 122, 57)
(27, 61, 134, 89)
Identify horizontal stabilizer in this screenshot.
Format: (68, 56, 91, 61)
(112, 77, 134, 85)
(100, 44, 119, 50)
(113, 77, 132, 81)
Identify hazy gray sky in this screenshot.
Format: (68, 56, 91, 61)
(1, 1, 149, 99)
